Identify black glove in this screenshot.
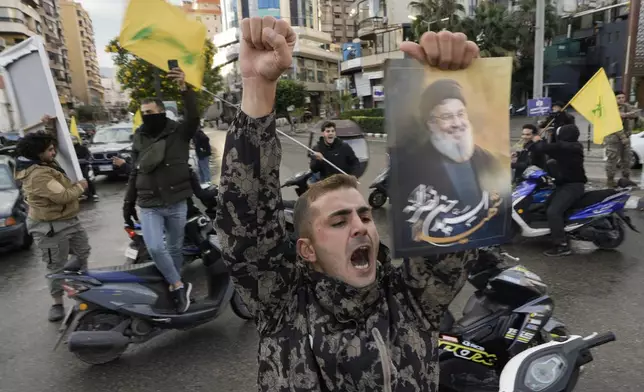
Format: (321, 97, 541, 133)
(123, 203, 138, 227)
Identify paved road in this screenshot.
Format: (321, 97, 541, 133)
(0, 130, 643, 391)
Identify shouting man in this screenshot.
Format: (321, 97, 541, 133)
(215, 17, 483, 392)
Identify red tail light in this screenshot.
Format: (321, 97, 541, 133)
(124, 227, 137, 239)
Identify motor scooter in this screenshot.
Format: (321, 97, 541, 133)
(513, 166, 639, 251)
(498, 331, 616, 391)
(368, 153, 389, 209)
(48, 217, 253, 365)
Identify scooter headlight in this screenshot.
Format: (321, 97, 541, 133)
(524, 354, 567, 391)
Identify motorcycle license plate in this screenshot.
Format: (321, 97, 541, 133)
(124, 247, 138, 259)
(625, 195, 641, 210)
(99, 165, 113, 172)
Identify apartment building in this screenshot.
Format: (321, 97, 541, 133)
(213, 0, 340, 115)
(0, 0, 73, 106)
(319, 0, 357, 43)
(59, 0, 103, 106)
(180, 0, 223, 38)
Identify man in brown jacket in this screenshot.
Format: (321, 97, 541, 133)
(15, 128, 90, 322)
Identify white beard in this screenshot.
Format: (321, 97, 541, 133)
(429, 128, 475, 163)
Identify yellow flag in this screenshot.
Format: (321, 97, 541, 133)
(132, 110, 143, 133)
(119, 0, 207, 88)
(569, 68, 623, 144)
(69, 116, 81, 140)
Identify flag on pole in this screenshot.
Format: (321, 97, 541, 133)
(569, 68, 623, 144)
(132, 110, 143, 133)
(118, 0, 207, 88)
(69, 116, 81, 141)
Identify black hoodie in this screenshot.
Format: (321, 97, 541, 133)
(309, 136, 359, 179)
(529, 124, 587, 185)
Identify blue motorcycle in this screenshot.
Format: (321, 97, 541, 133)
(512, 166, 638, 250)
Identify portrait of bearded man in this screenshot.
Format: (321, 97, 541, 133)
(390, 78, 511, 257)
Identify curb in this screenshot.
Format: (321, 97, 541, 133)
(366, 133, 387, 139)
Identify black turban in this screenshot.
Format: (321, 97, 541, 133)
(419, 79, 466, 122)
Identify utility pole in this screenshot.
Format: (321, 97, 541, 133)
(623, 0, 641, 99)
(533, 0, 545, 99)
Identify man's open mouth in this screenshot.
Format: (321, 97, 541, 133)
(350, 245, 371, 270)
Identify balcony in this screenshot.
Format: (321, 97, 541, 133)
(355, 0, 386, 39)
(291, 26, 332, 44)
(213, 42, 239, 67)
(50, 60, 65, 71)
(0, 20, 34, 37)
(340, 50, 404, 73)
(213, 27, 240, 48)
(293, 42, 341, 62)
(544, 39, 594, 67)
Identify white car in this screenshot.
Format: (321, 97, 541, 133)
(630, 132, 644, 168)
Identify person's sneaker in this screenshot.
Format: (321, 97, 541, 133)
(48, 304, 65, 322)
(544, 244, 572, 257)
(172, 283, 192, 314)
(92, 194, 100, 201)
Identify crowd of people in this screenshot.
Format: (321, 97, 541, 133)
(6, 16, 639, 391)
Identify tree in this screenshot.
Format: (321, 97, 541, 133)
(512, 0, 558, 101)
(275, 79, 308, 127)
(461, 3, 517, 58)
(408, 0, 465, 40)
(105, 38, 223, 114)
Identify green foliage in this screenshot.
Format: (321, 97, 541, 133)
(75, 105, 107, 122)
(351, 116, 385, 134)
(275, 80, 308, 116)
(105, 38, 223, 115)
(408, 0, 464, 39)
(340, 108, 384, 119)
(461, 2, 517, 58)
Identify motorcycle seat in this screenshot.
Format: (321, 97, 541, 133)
(86, 262, 165, 283)
(568, 189, 618, 212)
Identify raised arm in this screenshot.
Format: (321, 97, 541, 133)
(214, 16, 298, 328)
(166, 68, 200, 141)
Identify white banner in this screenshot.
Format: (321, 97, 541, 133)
(0, 36, 82, 182)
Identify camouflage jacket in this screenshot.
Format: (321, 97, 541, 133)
(215, 110, 478, 392)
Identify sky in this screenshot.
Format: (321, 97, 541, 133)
(78, 0, 183, 70)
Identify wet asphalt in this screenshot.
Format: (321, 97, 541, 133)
(0, 129, 643, 392)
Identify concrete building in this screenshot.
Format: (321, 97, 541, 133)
(180, 0, 223, 38)
(318, 0, 356, 44)
(101, 71, 129, 110)
(338, 0, 414, 109)
(59, 0, 103, 106)
(213, 0, 341, 115)
(0, 0, 73, 107)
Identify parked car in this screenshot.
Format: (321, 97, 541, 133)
(0, 131, 21, 146)
(0, 155, 32, 252)
(629, 131, 644, 168)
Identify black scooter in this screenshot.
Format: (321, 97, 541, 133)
(368, 153, 389, 209)
(48, 214, 253, 365)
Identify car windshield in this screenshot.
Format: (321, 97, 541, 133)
(92, 127, 131, 144)
(0, 164, 15, 190)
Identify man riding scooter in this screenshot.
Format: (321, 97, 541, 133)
(528, 124, 587, 257)
(308, 121, 359, 184)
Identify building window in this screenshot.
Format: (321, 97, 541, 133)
(258, 0, 279, 9)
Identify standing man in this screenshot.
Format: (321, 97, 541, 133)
(215, 16, 484, 391)
(122, 67, 200, 314)
(72, 135, 98, 201)
(309, 121, 359, 181)
(605, 91, 639, 187)
(15, 130, 90, 322)
(542, 101, 575, 136)
(193, 127, 212, 183)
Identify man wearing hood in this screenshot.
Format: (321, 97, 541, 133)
(15, 130, 90, 322)
(122, 67, 199, 314)
(72, 135, 98, 201)
(215, 16, 483, 392)
(529, 124, 587, 257)
(309, 121, 359, 180)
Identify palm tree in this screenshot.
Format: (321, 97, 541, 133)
(408, 0, 465, 40)
(461, 2, 517, 58)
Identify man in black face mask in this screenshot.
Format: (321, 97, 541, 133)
(122, 67, 200, 313)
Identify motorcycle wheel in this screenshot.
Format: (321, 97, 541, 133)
(230, 292, 253, 320)
(73, 311, 129, 365)
(368, 190, 387, 209)
(593, 219, 625, 249)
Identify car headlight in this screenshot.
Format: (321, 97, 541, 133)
(524, 354, 567, 391)
(119, 152, 131, 160)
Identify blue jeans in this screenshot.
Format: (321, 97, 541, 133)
(198, 157, 211, 183)
(139, 200, 187, 285)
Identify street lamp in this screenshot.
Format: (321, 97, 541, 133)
(407, 15, 449, 29)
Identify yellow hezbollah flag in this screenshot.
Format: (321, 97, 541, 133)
(119, 0, 207, 88)
(132, 110, 143, 133)
(569, 68, 623, 144)
(69, 116, 81, 141)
